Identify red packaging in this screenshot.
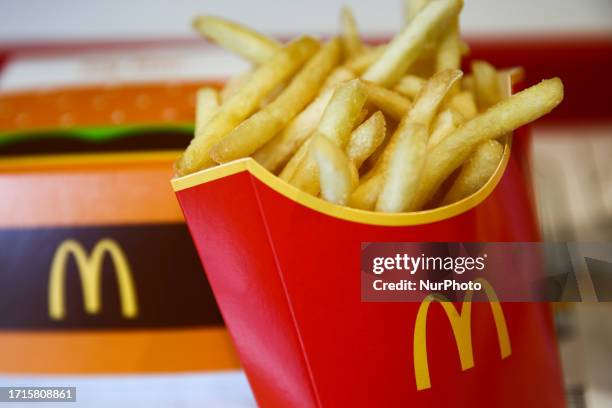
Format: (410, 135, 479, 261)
(172, 71, 565, 407)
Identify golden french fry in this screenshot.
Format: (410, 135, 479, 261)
(459, 38, 470, 55)
(344, 45, 386, 75)
(361, 121, 395, 179)
(393, 75, 426, 99)
(210, 39, 340, 163)
(435, 22, 461, 72)
(254, 67, 356, 173)
(311, 134, 357, 205)
(254, 88, 334, 173)
(287, 133, 325, 194)
(446, 91, 478, 120)
(355, 107, 370, 127)
(428, 108, 464, 150)
(220, 71, 251, 102)
(364, 69, 461, 192)
(259, 82, 288, 109)
(376, 123, 427, 212)
(361, 118, 398, 168)
(349, 175, 383, 210)
(408, 69, 463, 127)
(356, 119, 395, 198)
(314, 79, 368, 146)
(404, 0, 431, 23)
(175, 36, 319, 175)
(323, 67, 356, 88)
(195, 88, 220, 131)
(340, 6, 364, 58)
(346, 111, 386, 169)
(193, 16, 280, 64)
(410, 77, 564, 210)
(442, 139, 504, 204)
(472, 60, 502, 109)
(462, 74, 475, 94)
(289, 79, 368, 194)
(280, 138, 310, 181)
(405, 53, 436, 79)
(363, 0, 462, 86)
(362, 80, 412, 121)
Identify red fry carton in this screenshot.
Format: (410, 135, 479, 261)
(172, 71, 565, 407)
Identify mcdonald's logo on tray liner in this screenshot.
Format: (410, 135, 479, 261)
(0, 224, 223, 330)
(48, 238, 138, 320)
(413, 278, 511, 390)
(0, 218, 238, 373)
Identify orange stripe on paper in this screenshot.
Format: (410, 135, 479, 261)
(0, 327, 240, 373)
(0, 152, 183, 228)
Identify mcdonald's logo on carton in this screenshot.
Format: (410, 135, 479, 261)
(48, 238, 138, 320)
(413, 279, 511, 390)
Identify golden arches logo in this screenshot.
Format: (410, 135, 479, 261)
(413, 278, 511, 390)
(48, 238, 138, 320)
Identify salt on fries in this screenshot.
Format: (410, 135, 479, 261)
(177, 0, 564, 215)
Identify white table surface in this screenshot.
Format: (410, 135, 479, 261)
(0, 371, 257, 407)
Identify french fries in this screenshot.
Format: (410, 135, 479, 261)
(472, 60, 503, 109)
(363, 0, 462, 86)
(344, 46, 386, 75)
(175, 36, 319, 175)
(323, 67, 356, 88)
(195, 88, 220, 131)
(193, 16, 280, 64)
(311, 79, 368, 147)
(280, 138, 311, 181)
(462, 74, 476, 94)
(405, 0, 431, 24)
(428, 108, 464, 150)
(220, 71, 251, 102)
(350, 176, 384, 211)
(361, 81, 412, 121)
(442, 139, 504, 204)
(340, 7, 364, 59)
(393, 75, 426, 99)
(376, 123, 428, 212)
(346, 69, 460, 209)
(435, 22, 461, 73)
(346, 111, 386, 169)
(253, 67, 356, 172)
(179, 4, 564, 216)
(373, 69, 461, 173)
(446, 91, 478, 120)
(289, 79, 367, 194)
(254, 87, 334, 173)
(210, 39, 340, 163)
(407, 69, 462, 127)
(312, 135, 357, 205)
(410, 78, 564, 210)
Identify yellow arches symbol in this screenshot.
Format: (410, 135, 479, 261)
(48, 238, 138, 320)
(413, 278, 511, 390)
